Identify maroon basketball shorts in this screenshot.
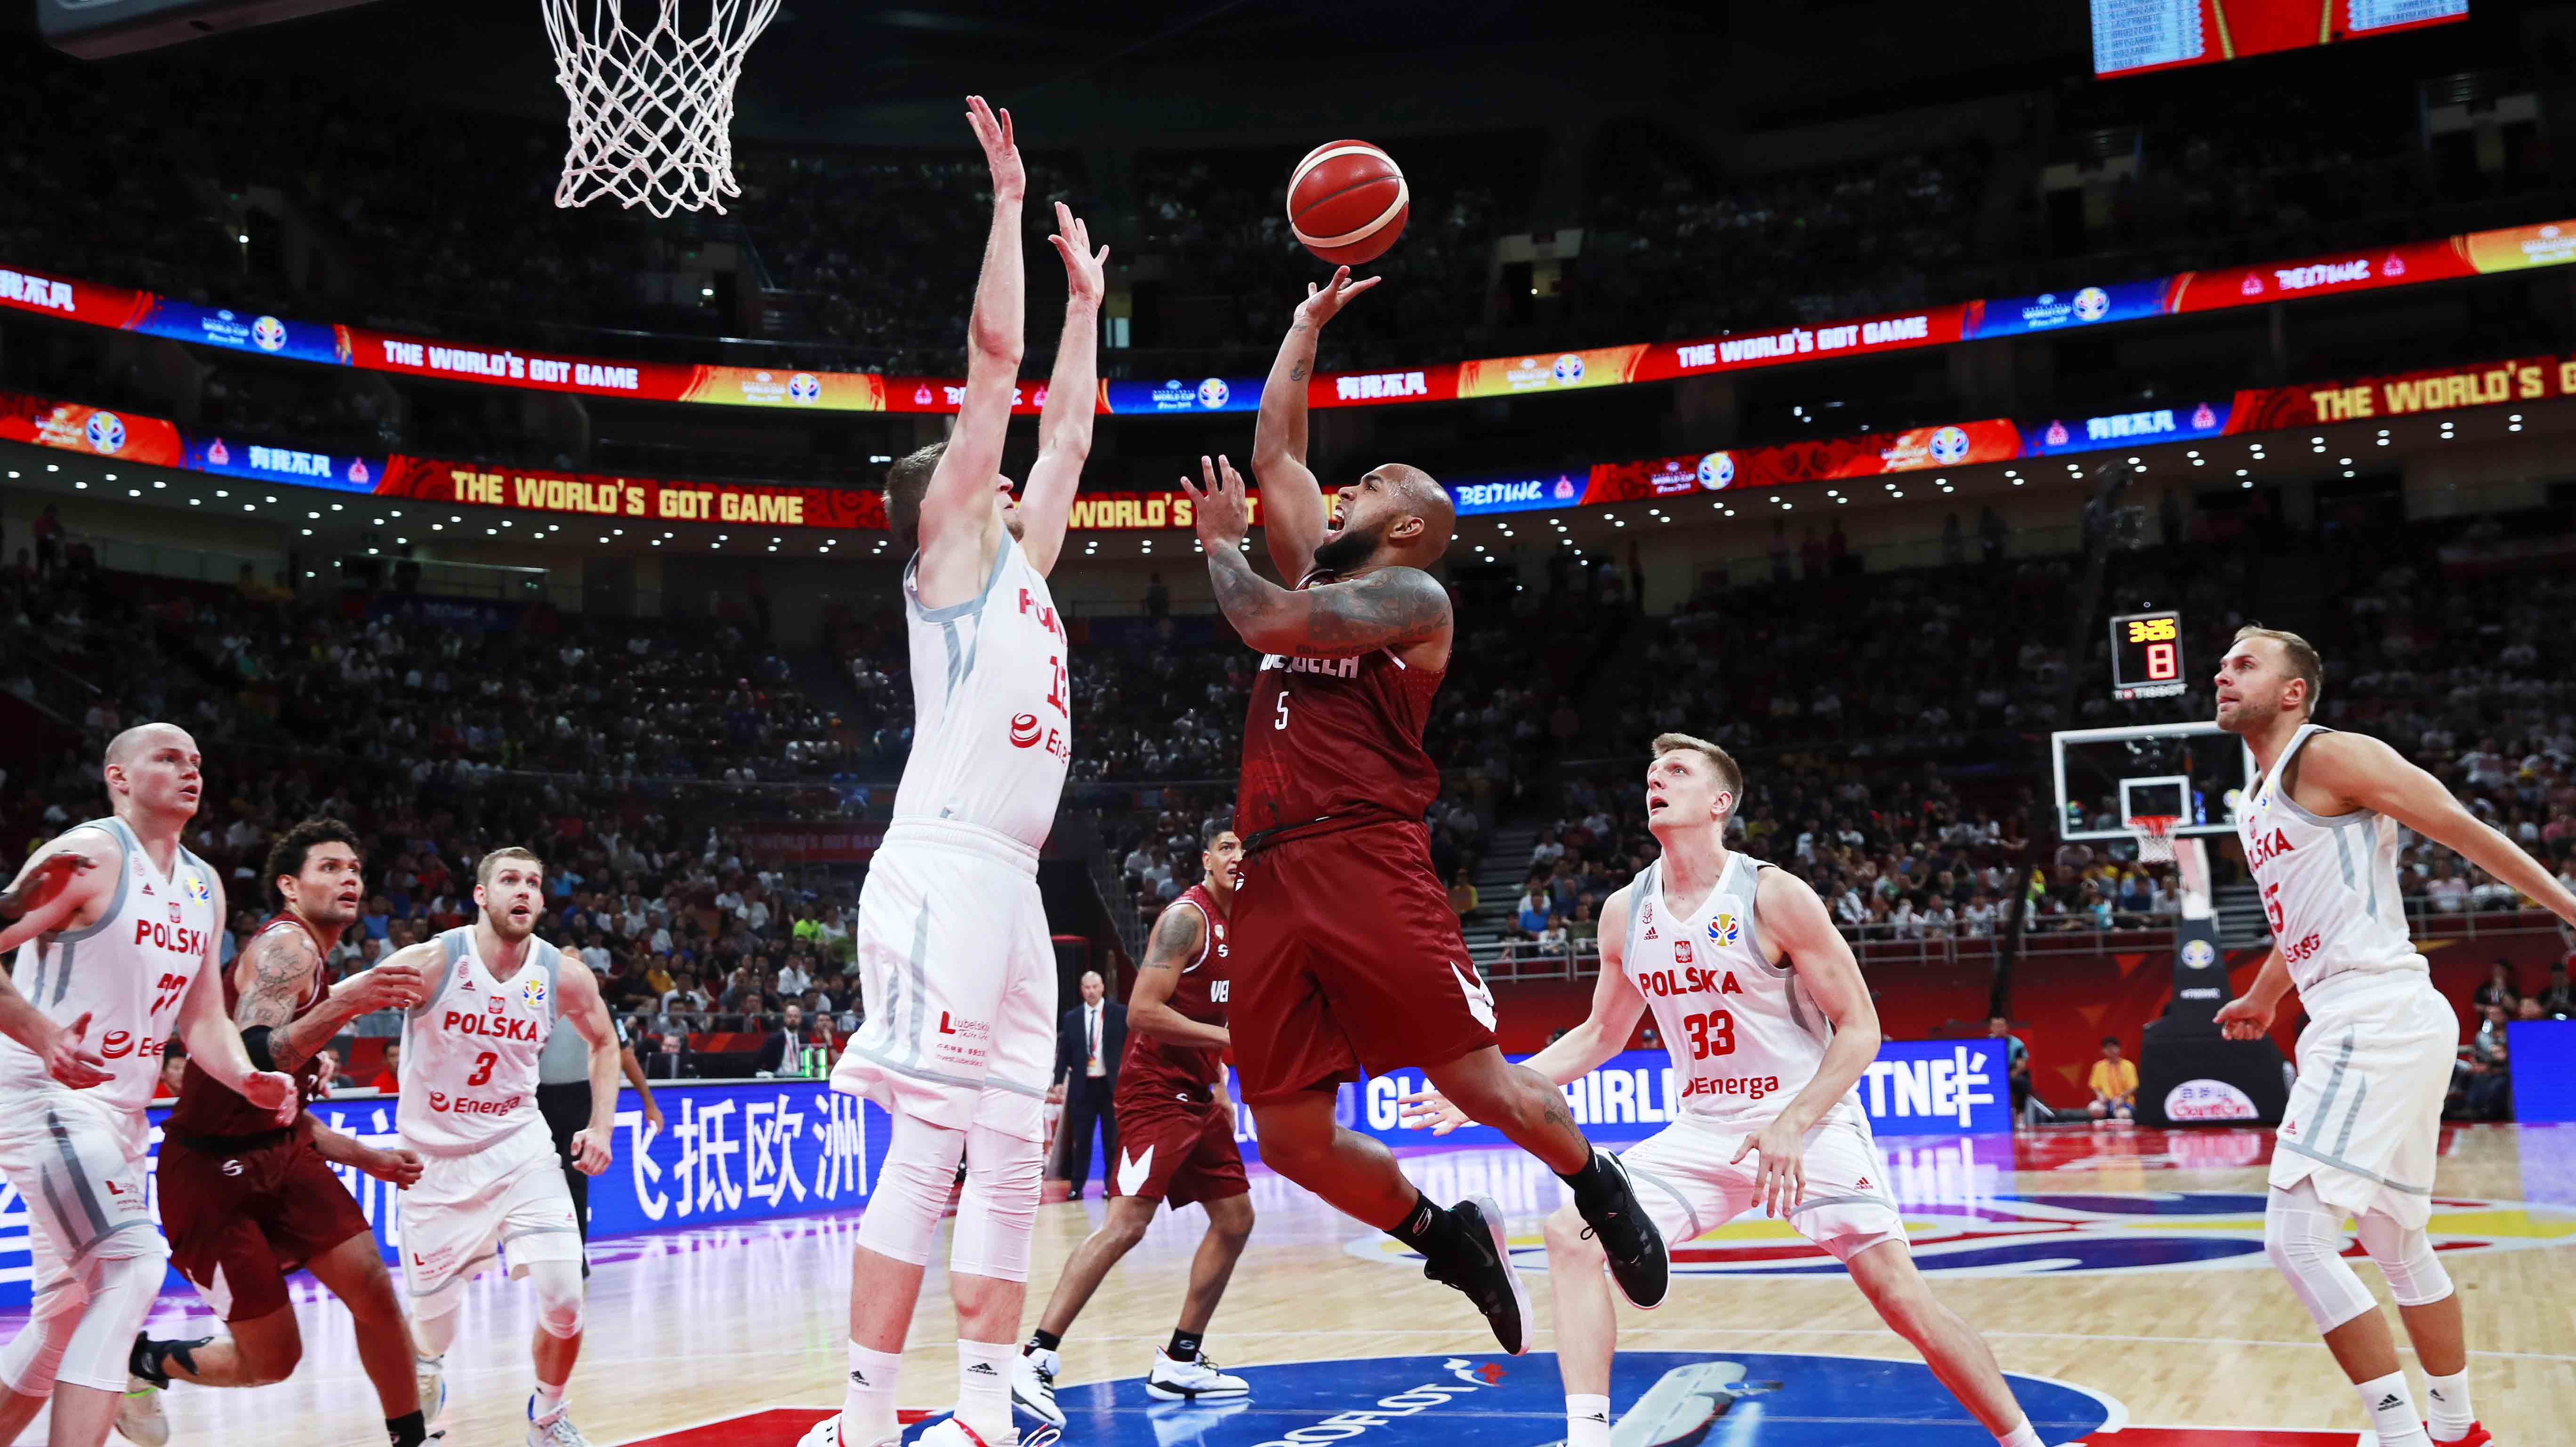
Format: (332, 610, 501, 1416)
(159, 1131, 373, 1322)
(1106, 1091, 1247, 1207)
(1230, 820, 1497, 1104)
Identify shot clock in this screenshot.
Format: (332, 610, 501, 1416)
(2110, 610, 2186, 700)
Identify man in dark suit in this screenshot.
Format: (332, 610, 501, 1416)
(1052, 970, 1124, 1196)
(753, 1003, 808, 1077)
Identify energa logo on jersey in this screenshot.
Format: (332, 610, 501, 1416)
(1707, 912, 1741, 947)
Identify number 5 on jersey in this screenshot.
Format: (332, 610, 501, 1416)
(1273, 689, 1290, 732)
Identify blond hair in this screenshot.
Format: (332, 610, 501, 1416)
(2233, 625, 2323, 715)
(475, 845, 544, 890)
(1651, 732, 1744, 814)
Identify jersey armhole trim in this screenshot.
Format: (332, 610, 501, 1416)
(47, 819, 133, 945)
(911, 533, 1015, 624)
(413, 932, 461, 1018)
(2272, 725, 2375, 830)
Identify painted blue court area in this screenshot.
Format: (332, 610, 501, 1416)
(1024, 1351, 2117, 1447)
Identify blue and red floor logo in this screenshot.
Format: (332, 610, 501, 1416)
(1344, 1191, 2576, 1278)
(616, 1352, 2120, 1447)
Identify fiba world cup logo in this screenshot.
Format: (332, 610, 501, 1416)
(1928, 426, 1971, 466)
(1552, 354, 1586, 386)
(1197, 377, 1231, 410)
(789, 372, 821, 404)
(85, 411, 126, 454)
(251, 315, 287, 352)
(1697, 451, 1735, 490)
(2072, 287, 2109, 322)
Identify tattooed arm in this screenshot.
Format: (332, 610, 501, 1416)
(235, 932, 426, 1074)
(1129, 903, 1229, 1051)
(1186, 453, 1451, 661)
(1251, 267, 1380, 583)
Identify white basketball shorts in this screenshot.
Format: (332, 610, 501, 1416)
(2271, 969, 2457, 1230)
(832, 819, 1057, 1143)
(397, 1120, 580, 1302)
(0, 1086, 162, 1318)
(1620, 1110, 1904, 1262)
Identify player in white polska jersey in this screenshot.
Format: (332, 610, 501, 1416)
(1405, 734, 2051, 1447)
(806, 95, 1105, 1447)
(382, 846, 622, 1447)
(0, 724, 296, 1447)
(2213, 627, 2576, 1447)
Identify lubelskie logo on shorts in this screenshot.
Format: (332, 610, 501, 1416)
(937, 1013, 990, 1040)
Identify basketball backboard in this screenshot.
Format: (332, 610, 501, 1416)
(2051, 721, 2255, 842)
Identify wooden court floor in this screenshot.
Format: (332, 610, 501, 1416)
(37, 1123, 2576, 1446)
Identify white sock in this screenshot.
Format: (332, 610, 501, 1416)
(956, 1339, 1015, 1440)
(532, 1378, 566, 1418)
(842, 1342, 903, 1444)
(2355, 1370, 2431, 1447)
(1996, 1419, 2044, 1447)
(1566, 1393, 1612, 1447)
(2423, 1369, 2474, 1442)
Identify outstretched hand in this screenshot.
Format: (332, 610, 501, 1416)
(1180, 454, 1253, 550)
(965, 95, 1023, 201)
(1049, 201, 1108, 305)
(1, 851, 94, 920)
(1296, 266, 1380, 328)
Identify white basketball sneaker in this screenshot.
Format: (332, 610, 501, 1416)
(1012, 1346, 1067, 1428)
(417, 1354, 447, 1434)
(793, 1416, 906, 1447)
(114, 1375, 169, 1447)
(526, 1395, 593, 1447)
(1144, 1348, 1250, 1401)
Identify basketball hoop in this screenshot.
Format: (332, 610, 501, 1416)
(541, 0, 781, 217)
(2129, 815, 2180, 866)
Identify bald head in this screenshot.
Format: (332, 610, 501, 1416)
(102, 722, 202, 824)
(106, 722, 193, 772)
(1379, 464, 1453, 558)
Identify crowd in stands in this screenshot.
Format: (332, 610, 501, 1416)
(9, 42, 2560, 383)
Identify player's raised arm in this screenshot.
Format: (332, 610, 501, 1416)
(559, 956, 620, 1174)
(176, 873, 298, 1120)
(916, 95, 1028, 594)
(1183, 453, 1449, 657)
(1129, 904, 1229, 1052)
(1732, 869, 1884, 1218)
(1252, 267, 1379, 581)
(1014, 201, 1107, 576)
(2303, 730, 2576, 926)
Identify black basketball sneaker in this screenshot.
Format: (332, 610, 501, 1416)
(1573, 1150, 1668, 1309)
(1418, 1194, 1531, 1355)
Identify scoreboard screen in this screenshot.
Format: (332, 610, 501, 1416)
(2111, 610, 2187, 700)
(2090, 0, 2469, 80)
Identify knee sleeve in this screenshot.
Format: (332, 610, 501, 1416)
(0, 1314, 74, 1399)
(2263, 1183, 2377, 1333)
(412, 1301, 462, 1357)
(855, 1112, 968, 1268)
(55, 1252, 164, 1392)
(950, 1122, 1042, 1283)
(2354, 1210, 2453, 1307)
(528, 1258, 586, 1340)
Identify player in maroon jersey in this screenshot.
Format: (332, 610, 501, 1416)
(126, 819, 436, 1447)
(1176, 269, 1666, 1356)
(1014, 824, 1254, 1424)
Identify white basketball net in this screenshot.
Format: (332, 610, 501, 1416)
(542, 0, 781, 217)
(2129, 815, 2179, 866)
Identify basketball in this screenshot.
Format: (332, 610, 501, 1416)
(1288, 139, 1408, 265)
